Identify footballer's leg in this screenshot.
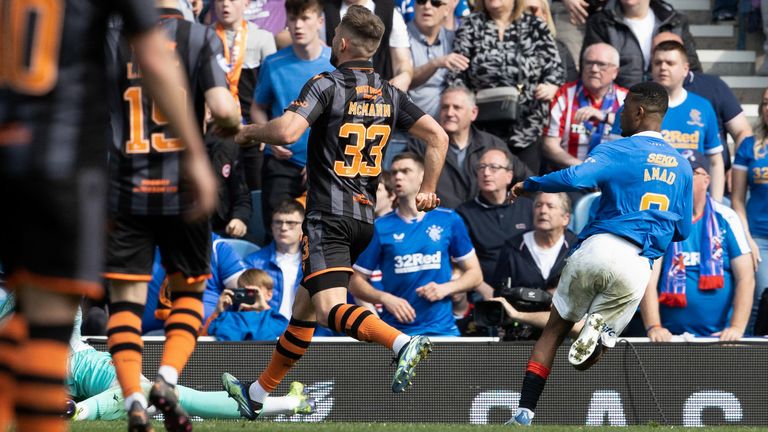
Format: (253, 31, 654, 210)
(0, 312, 26, 430)
(223, 286, 317, 420)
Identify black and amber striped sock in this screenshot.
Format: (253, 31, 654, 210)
(160, 291, 203, 377)
(328, 304, 402, 349)
(14, 324, 71, 432)
(0, 314, 27, 431)
(257, 318, 316, 393)
(107, 302, 145, 399)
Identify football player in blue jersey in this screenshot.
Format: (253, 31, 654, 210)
(350, 152, 482, 336)
(505, 82, 693, 426)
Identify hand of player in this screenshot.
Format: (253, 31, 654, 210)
(415, 282, 450, 302)
(647, 326, 673, 342)
(233, 125, 258, 146)
(508, 181, 527, 202)
(488, 297, 520, 320)
(382, 293, 416, 323)
(184, 153, 218, 221)
(564, 0, 590, 24)
(269, 144, 293, 160)
(217, 289, 234, 313)
(534, 83, 559, 102)
(573, 106, 606, 123)
(226, 218, 247, 238)
(714, 326, 744, 341)
(415, 192, 440, 212)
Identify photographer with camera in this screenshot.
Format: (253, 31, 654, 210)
(475, 192, 577, 340)
(203, 269, 289, 341)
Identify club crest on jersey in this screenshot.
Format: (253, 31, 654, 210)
(687, 109, 704, 127)
(426, 225, 443, 242)
(393, 233, 405, 242)
(222, 164, 231, 178)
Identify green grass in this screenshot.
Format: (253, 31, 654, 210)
(69, 422, 768, 432)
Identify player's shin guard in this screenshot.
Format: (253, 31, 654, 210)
(107, 302, 145, 400)
(518, 360, 551, 411)
(0, 315, 27, 431)
(257, 318, 316, 393)
(160, 291, 203, 381)
(14, 324, 72, 432)
(328, 304, 402, 349)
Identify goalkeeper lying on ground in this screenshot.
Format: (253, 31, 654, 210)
(0, 290, 315, 421)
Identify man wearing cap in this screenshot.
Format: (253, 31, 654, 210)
(640, 150, 755, 341)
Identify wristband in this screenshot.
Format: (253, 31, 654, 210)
(646, 324, 661, 332)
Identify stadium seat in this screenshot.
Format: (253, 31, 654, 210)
(570, 191, 601, 233)
(222, 238, 260, 259)
(245, 190, 267, 246)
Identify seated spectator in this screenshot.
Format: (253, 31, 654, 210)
(407, 87, 533, 208)
(323, 0, 414, 90)
(143, 233, 247, 333)
(457, 148, 534, 285)
(732, 97, 768, 332)
(253, 0, 333, 233)
(207, 127, 251, 238)
(448, 0, 565, 173)
(583, 0, 700, 88)
(376, 170, 398, 217)
(640, 151, 754, 341)
(203, 269, 289, 341)
(543, 43, 627, 168)
(407, 0, 468, 119)
(522, 0, 578, 82)
(244, 200, 304, 319)
(349, 153, 482, 336)
(485, 192, 577, 340)
(611, 41, 725, 201)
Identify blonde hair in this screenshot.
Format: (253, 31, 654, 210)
(238, 269, 274, 292)
(515, 0, 556, 36)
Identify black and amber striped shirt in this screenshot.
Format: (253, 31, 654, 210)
(287, 60, 425, 224)
(106, 8, 228, 215)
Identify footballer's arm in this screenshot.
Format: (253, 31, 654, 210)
(235, 111, 309, 147)
(408, 115, 448, 201)
(205, 87, 241, 132)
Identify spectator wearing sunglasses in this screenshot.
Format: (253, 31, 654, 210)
(406, 0, 468, 120)
(457, 147, 534, 286)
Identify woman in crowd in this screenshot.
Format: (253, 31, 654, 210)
(448, 0, 565, 173)
(731, 88, 768, 335)
(522, 0, 578, 82)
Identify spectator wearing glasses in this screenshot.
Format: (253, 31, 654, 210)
(407, 0, 469, 119)
(543, 43, 628, 169)
(408, 87, 533, 209)
(457, 147, 534, 287)
(244, 200, 305, 320)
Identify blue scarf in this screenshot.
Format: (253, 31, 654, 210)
(660, 197, 724, 308)
(574, 82, 619, 152)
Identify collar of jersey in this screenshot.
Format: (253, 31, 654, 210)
(632, 131, 664, 140)
(395, 208, 425, 224)
(338, 60, 374, 71)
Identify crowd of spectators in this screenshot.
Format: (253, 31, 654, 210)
(7, 0, 767, 343)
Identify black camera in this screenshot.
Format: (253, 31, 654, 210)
(230, 288, 257, 310)
(474, 278, 552, 328)
(585, 0, 606, 14)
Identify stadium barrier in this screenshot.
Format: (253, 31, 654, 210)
(87, 337, 768, 426)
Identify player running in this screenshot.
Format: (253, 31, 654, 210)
(0, 2, 210, 431)
(506, 82, 693, 426)
(104, 1, 241, 431)
(219, 5, 448, 420)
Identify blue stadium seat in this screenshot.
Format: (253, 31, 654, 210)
(570, 191, 601, 234)
(245, 190, 266, 246)
(222, 238, 260, 260)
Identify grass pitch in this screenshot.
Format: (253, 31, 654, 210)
(70, 422, 768, 432)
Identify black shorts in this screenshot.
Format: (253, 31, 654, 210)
(105, 215, 211, 283)
(301, 211, 374, 294)
(0, 166, 107, 299)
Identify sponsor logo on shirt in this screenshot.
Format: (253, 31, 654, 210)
(393, 233, 405, 242)
(393, 251, 441, 274)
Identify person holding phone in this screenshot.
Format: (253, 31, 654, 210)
(203, 270, 290, 341)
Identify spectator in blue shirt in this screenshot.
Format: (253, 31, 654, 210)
(641, 151, 754, 340)
(244, 200, 304, 320)
(251, 0, 333, 232)
(350, 152, 482, 336)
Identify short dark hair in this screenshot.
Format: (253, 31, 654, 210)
(653, 40, 688, 63)
(627, 82, 669, 117)
(391, 151, 425, 168)
(285, 0, 322, 17)
(272, 199, 305, 218)
(238, 269, 274, 291)
(339, 5, 385, 57)
(380, 170, 396, 195)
